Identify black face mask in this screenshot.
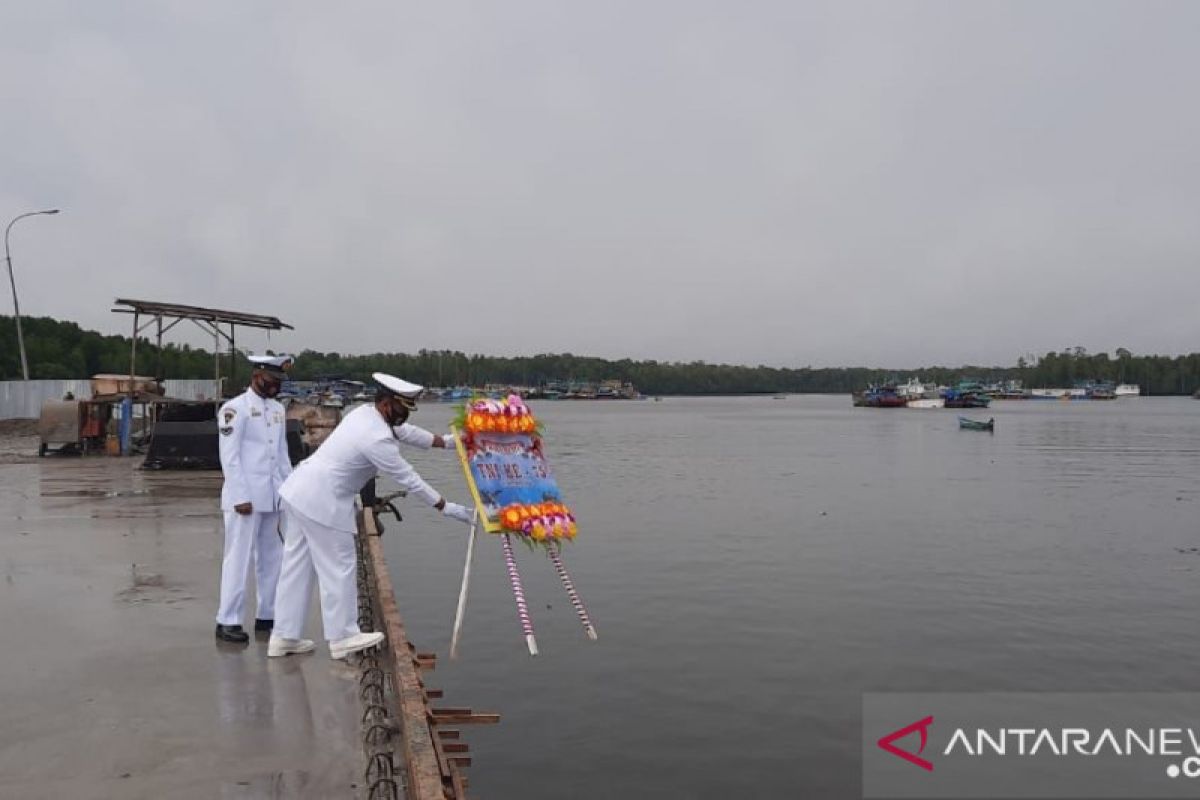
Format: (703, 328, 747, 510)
(255, 376, 281, 398)
(384, 401, 409, 427)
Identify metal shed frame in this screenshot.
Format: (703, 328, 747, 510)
(111, 297, 292, 397)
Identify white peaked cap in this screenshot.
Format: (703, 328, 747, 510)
(372, 372, 424, 399)
(248, 354, 294, 373)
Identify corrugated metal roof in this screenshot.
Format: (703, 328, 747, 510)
(112, 298, 292, 330)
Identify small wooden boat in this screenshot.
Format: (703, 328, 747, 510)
(958, 416, 994, 432)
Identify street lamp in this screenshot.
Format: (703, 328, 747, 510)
(5, 208, 60, 381)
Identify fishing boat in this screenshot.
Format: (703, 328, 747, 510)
(942, 382, 991, 409)
(996, 380, 1031, 400)
(852, 383, 908, 408)
(958, 416, 995, 432)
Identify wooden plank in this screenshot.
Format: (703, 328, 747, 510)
(429, 723, 453, 776)
(449, 765, 469, 799)
(430, 711, 501, 725)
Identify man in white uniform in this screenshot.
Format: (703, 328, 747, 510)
(269, 373, 474, 660)
(215, 354, 295, 643)
(393, 421, 456, 451)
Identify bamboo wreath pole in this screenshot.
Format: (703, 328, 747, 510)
(449, 509, 479, 660)
(501, 533, 538, 656)
(547, 540, 598, 640)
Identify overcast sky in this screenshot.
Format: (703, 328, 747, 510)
(1, 1, 1197, 369)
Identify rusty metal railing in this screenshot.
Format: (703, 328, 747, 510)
(355, 502, 498, 799)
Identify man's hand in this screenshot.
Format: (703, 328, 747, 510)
(441, 502, 474, 525)
(234, 502, 253, 515)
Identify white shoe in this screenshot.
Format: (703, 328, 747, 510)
(329, 631, 385, 660)
(267, 636, 316, 657)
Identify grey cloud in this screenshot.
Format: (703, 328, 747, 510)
(2, 1, 1196, 369)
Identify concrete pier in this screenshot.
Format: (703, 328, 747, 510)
(0, 457, 364, 799)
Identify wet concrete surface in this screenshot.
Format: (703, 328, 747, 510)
(0, 457, 365, 799)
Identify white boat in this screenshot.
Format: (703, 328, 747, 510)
(1114, 383, 1141, 397)
(907, 398, 945, 409)
(897, 378, 943, 401)
(896, 378, 924, 400)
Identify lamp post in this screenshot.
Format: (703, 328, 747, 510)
(5, 209, 60, 381)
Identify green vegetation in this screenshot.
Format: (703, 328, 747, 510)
(2, 316, 1197, 395)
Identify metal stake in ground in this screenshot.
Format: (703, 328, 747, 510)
(547, 540, 598, 641)
(449, 509, 479, 660)
(500, 533, 538, 656)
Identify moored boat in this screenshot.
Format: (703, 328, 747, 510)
(996, 380, 1030, 400)
(852, 383, 909, 408)
(942, 382, 991, 409)
(958, 416, 995, 432)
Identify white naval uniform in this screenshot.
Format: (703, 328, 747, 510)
(215, 388, 292, 626)
(392, 422, 437, 449)
(274, 405, 443, 642)
(393, 422, 458, 452)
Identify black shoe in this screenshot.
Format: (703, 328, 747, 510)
(254, 618, 274, 633)
(215, 624, 249, 643)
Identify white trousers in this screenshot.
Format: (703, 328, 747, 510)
(216, 510, 283, 626)
(274, 500, 361, 642)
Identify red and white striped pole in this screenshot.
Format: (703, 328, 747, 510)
(547, 541, 598, 640)
(501, 533, 538, 656)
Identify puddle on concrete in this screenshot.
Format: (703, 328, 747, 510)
(42, 489, 151, 498)
(116, 565, 196, 606)
(42, 486, 219, 500)
(92, 511, 221, 521)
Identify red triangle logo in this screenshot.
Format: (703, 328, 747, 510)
(877, 715, 934, 772)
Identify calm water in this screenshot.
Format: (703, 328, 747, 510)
(380, 395, 1200, 798)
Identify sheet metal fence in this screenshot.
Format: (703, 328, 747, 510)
(0, 379, 220, 419)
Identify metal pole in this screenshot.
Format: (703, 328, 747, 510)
(127, 311, 138, 457)
(229, 324, 236, 391)
(449, 509, 479, 660)
(129, 312, 138, 392)
(4, 209, 60, 380)
(214, 323, 220, 396)
(153, 314, 163, 436)
(155, 315, 163, 383)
